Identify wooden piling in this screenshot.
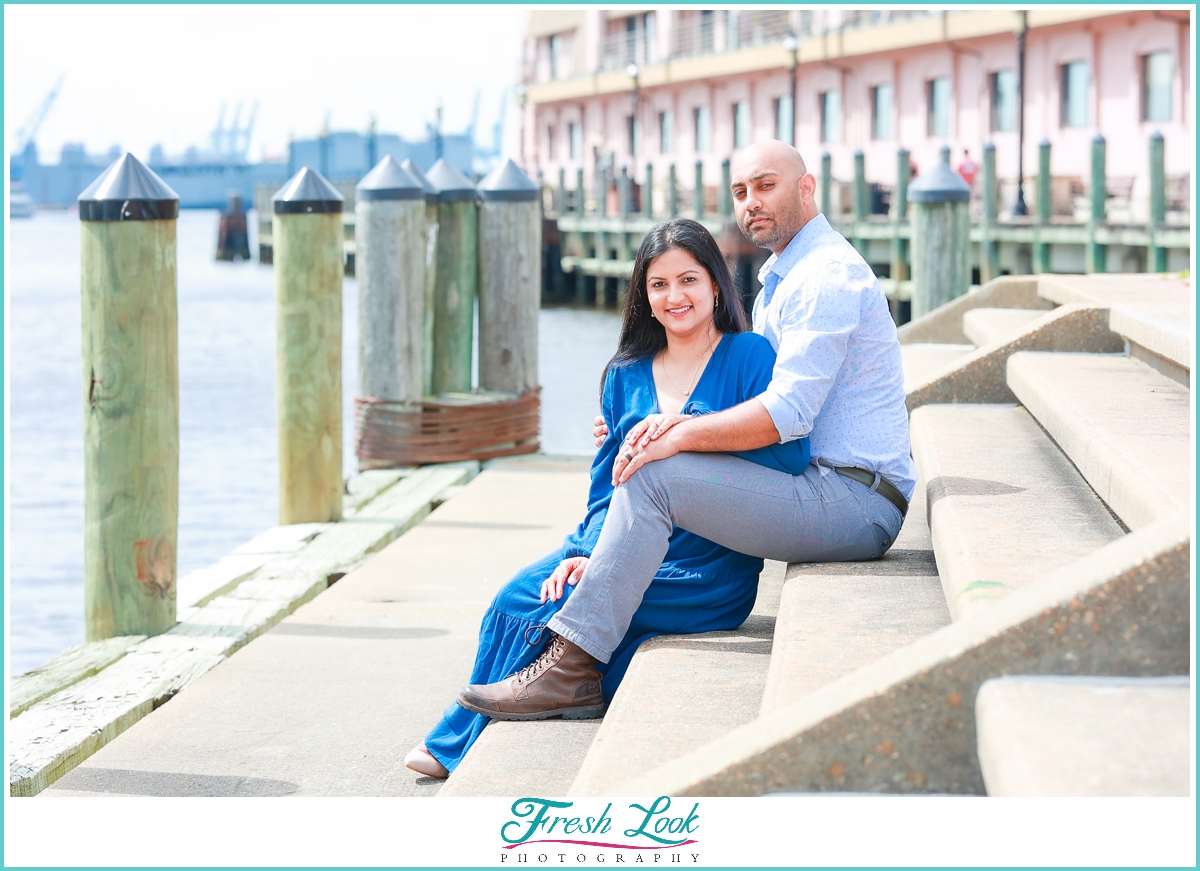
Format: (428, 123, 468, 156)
(908, 147, 971, 319)
(477, 159, 541, 395)
(693, 160, 704, 219)
(78, 154, 180, 640)
(355, 156, 426, 409)
(401, 158, 440, 395)
(1087, 134, 1107, 273)
(720, 158, 732, 217)
(619, 165, 631, 218)
(852, 150, 867, 254)
(820, 152, 832, 217)
(668, 163, 679, 218)
(426, 159, 478, 395)
(890, 148, 910, 287)
(1035, 139, 1052, 273)
(557, 167, 566, 215)
(272, 167, 345, 524)
(575, 167, 585, 214)
(981, 142, 1000, 283)
(597, 165, 609, 218)
(1148, 132, 1167, 272)
(644, 163, 654, 218)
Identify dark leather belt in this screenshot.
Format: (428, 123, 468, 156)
(834, 466, 909, 519)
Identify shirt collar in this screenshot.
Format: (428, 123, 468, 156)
(756, 213, 832, 286)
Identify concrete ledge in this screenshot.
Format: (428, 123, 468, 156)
(976, 675, 1190, 796)
(905, 305, 1125, 411)
(911, 403, 1124, 620)
(897, 276, 1047, 345)
(615, 512, 1190, 797)
(1007, 352, 1190, 530)
(437, 720, 603, 797)
(901, 344, 974, 393)
(961, 308, 1045, 347)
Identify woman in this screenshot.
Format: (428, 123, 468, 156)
(405, 219, 810, 778)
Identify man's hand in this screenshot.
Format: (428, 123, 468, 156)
(612, 426, 683, 485)
(593, 415, 608, 449)
(625, 413, 690, 449)
(541, 556, 588, 603)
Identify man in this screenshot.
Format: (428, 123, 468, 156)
(459, 141, 915, 719)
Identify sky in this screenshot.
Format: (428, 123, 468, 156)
(4, 5, 528, 164)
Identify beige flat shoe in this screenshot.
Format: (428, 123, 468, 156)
(404, 743, 449, 779)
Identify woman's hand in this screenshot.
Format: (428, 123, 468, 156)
(593, 415, 608, 449)
(541, 557, 589, 603)
(626, 413, 689, 450)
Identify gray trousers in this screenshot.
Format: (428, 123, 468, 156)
(547, 453, 905, 662)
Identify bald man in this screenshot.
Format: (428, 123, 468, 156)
(460, 141, 914, 719)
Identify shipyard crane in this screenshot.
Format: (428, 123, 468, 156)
(11, 76, 64, 179)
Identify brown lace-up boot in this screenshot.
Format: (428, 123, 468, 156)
(457, 632, 605, 721)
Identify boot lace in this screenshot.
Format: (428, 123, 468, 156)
(514, 625, 564, 685)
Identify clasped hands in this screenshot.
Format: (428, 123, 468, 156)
(595, 412, 690, 486)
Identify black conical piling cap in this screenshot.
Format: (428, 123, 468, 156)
(478, 159, 540, 203)
(425, 158, 477, 203)
(401, 158, 439, 205)
(907, 152, 971, 204)
(356, 155, 424, 202)
(272, 167, 344, 214)
(78, 153, 179, 222)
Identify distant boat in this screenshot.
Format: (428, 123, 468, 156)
(10, 182, 35, 218)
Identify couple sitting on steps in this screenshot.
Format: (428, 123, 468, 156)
(405, 140, 916, 780)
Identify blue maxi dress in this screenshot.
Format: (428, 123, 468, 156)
(423, 331, 811, 772)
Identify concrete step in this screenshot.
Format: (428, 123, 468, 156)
(976, 675, 1190, 796)
(961, 308, 1044, 347)
(1038, 273, 1191, 383)
(898, 275, 1052, 345)
(613, 511, 1190, 796)
(759, 477, 950, 716)
(1007, 352, 1190, 530)
(565, 561, 787, 797)
(437, 720, 602, 797)
(910, 404, 1125, 620)
(901, 344, 974, 393)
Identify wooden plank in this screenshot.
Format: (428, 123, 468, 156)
(344, 468, 412, 513)
(176, 553, 272, 611)
(167, 596, 297, 652)
(10, 636, 146, 719)
(8, 634, 230, 797)
(230, 523, 331, 555)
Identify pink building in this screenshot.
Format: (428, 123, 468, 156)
(520, 9, 1191, 221)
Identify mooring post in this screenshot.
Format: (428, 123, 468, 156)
(619, 165, 631, 219)
(557, 167, 567, 215)
(597, 165, 609, 218)
(402, 158, 440, 395)
(820, 152, 832, 217)
(907, 146, 971, 319)
(981, 142, 1000, 283)
(575, 167, 585, 214)
(78, 154, 180, 640)
(215, 191, 251, 261)
(693, 159, 704, 219)
(720, 158, 732, 217)
(644, 162, 654, 218)
(1087, 134, 1107, 273)
(890, 148, 910, 291)
(272, 167, 344, 524)
(668, 163, 679, 218)
(426, 159, 478, 395)
(1034, 139, 1052, 273)
(477, 159, 541, 395)
(1148, 131, 1167, 272)
(852, 150, 867, 255)
(355, 156, 425, 415)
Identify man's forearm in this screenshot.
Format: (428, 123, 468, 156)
(672, 398, 781, 453)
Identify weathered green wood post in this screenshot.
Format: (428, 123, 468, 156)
(852, 150, 868, 254)
(575, 167, 585, 214)
(272, 167, 344, 524)
(1148, 131, 1167, 272)
(573, 170, 587, 304)
(644, 162, 654, 218)
(1034, 139, 1052, 273)
(557, 167, 567, 215)
(720, 158, 732, 217)
(401, 159, 439, 395)
(890, 148, 910, 289)
(693, 160, 704, 219)
(908, 147, 971, 319)
(1087, 134, 1107, 273)
(619, 165, 631, 218)
(668, 163, 679, 218)
(427, 159, 478, 395)
(597, 165, 609, 218)
(478, 159, 541, 395)
(79, 154, 180, 640)
(820, 152, 832, 217)
(355, 156, 425, 412)
(981, 142, 1000, 283)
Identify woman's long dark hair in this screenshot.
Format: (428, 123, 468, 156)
(600, 219, 747, 395)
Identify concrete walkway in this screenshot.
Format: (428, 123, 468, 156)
(42, 455, 591, 797)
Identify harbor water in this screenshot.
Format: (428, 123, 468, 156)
(7, 210, 620, 674)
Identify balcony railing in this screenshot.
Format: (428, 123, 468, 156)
(670, 12, 716, 59)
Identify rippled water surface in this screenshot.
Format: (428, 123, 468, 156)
(7, 209, 620, 673)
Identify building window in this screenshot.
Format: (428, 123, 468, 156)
(625, 16, 637, 67)
(700, 10, 715, 53)
(1142, 52, 1172, 122)
(927, 76, 950, 136)
(694, 104, 711, 152)
(549, 34, 562, 80)
(643, 12, 656, 64)
(871, 84, 893, 140)
(733, 101, 750, 149)
(990, 70, 1016, 132)
(659, 110, 674, 154)
(774, 95, 794, 144)
(820, 90, 841, 143)
(1061, 61, 1089, 128)
(569, 122, 581, 160)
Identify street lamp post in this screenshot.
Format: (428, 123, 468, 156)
(1013, 11, 1028, 216)
(783, 33, 799, 146)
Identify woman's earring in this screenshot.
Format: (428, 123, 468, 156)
(714, 294, 719, 309)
